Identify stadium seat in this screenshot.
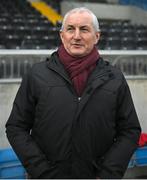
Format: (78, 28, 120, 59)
(0, 44, 6, 49)
(136, 38, 147, 50)
(105, 37, 121, 50)
(121, 37, 136, 50)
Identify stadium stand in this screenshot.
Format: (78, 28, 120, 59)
(0, 0, 147, 50)
(119, 0, 147, 10)
(99, 20, 147, 50)
(0, 0, 62, 49)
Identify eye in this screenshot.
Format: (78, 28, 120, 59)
(81, 28, 89, 32)
(67, 27, 72, 30)
(66, 27, 74, 32)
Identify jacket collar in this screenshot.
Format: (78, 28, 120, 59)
(47, 52, 114, 92)
(47, 52, 72, 84)
(87, 57, 112, 85)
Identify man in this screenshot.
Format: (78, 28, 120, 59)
(6, 7, 141, 179)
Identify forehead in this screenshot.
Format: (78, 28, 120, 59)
(64, 11, 93, 27)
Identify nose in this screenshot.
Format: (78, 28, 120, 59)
(73, 29, 81, 39)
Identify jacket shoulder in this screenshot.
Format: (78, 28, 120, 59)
(31, 60, 47, 73)
(102, 58, 125, 80)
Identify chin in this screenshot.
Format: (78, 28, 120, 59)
(70, 50, 86, 57)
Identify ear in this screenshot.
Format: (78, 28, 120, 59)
(60, 31, 64, 44)
(94, 32, 101, 45)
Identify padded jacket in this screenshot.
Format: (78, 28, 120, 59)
(6, 52, 141, 179)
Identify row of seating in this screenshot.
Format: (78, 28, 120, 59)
(98, 21, 147, 50)
(1, 22, 147, 49)
(0, 0, 61, 49)
(98, 36, 147, 50)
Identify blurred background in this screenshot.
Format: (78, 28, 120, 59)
(0, 0, 147, 178)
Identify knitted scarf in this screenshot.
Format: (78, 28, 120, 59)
(57, 45, 99, 96)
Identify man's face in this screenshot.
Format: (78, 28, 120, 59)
(60, 11, 100, 57)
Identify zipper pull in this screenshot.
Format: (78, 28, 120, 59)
(78, 97, 81, 101)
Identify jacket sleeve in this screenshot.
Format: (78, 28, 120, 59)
(99, 77, 141, 179)
(5, 69, 51, 178)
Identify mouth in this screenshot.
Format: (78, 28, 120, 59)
(72, 43, 83, 48)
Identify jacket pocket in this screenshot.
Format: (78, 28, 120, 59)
(92, 157, 104, 178)
(38, 160, 58, 179)
(41, 160, 71, 179)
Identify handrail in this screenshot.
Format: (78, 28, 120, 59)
(0, 50, 147, 83)
(0, 75, 147, 84)
(0, 49, 55, 56)
(0, 50, 147, 56)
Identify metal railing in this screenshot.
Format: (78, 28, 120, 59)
(0, 49, 147, 83)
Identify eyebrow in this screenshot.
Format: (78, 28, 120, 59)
(66, 25, 90, 29)
(66, 25, 74, 28)
(80, 26, 90, 29)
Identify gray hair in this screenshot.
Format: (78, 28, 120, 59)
(60, 7, 100, 32)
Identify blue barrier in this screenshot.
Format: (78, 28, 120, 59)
(0, 148, 26, 179)
(135, 146, 147, 166)
(0, 147, 147, 178)
(128, 146, 147, 168)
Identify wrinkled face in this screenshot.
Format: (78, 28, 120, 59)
(60, 11, 100, 57)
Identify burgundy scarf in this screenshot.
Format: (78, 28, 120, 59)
(58, 45, 99, 96)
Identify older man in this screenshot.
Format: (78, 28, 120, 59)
(6, 7, 141, 179)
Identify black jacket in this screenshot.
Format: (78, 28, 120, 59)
(6, 52, 141, 179)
